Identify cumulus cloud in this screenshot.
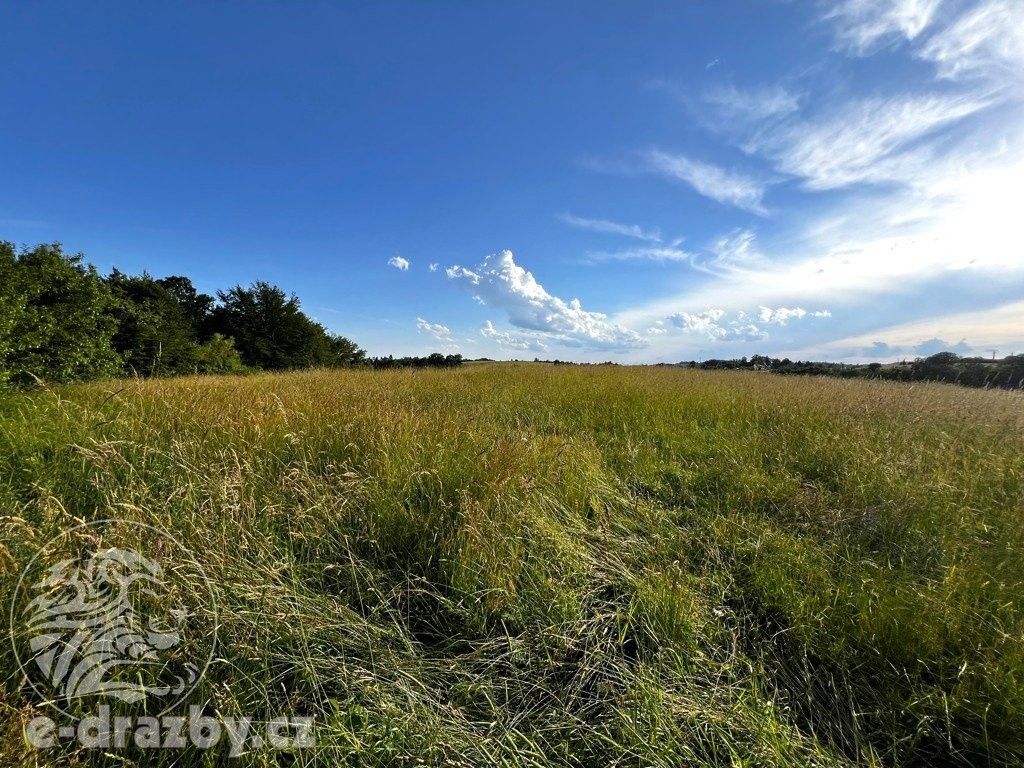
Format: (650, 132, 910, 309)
(666, 309, 770, 342)
(669, 309, 728, 339)
(559, 212, 662, 242)
(446, 250, 644, 351)
(428, 262, 439, 272)
(826, 0, 941, 54)
(388, 255, 410, 271)
(758, 306, 809, 324)
(480, 320, 549, 353)
(416, 317, 452, 341)
(919, 0, 1024, 82)
(756, 306, 831, 324)
(644, 149, 768, 214)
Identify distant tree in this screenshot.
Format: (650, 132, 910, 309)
(329, 334, 368, 367)
(992, 355, 1024, 388)
(0, 242, 120, 385)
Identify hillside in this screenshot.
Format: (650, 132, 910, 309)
(2, 365, 1022, 766)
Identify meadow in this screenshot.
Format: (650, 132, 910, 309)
(1, 364, 1022, 766)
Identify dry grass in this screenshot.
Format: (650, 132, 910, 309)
(1, 364, 1022, 766)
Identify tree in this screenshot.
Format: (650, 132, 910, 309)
(329, 334, 367, 367)
(156, 275, 215, 337)
(0, 242, 121, 385)
(107, 271, 203, 376)
(210, 282, 365, 370)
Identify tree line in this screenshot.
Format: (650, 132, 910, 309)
(685, 353, 1024, 390)
(0, 242, 459, 387)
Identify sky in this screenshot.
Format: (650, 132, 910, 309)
(1, 1, 1022, 362)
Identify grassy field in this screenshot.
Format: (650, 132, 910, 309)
(1, 364, 1022, 766)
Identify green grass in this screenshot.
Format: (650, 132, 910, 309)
(1, 364, 1022, 766)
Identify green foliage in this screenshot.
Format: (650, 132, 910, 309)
(194, 332, 246, 373)
(0, 242, 368, 385)
(0, 241, 121, 385)
(107, 271, 208, 376)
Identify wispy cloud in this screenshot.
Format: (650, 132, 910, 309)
(644, 149, 768, 214)
(698, 229, 766, 273)
(703, 84, 801, 123)
(446, 250, 644, 351)
(919, 0, 1024, 82)
(416, 317, 452, 341)
(825, 0, 942, 54)
(387, 255, 410, 271)
(749, 93, 991, 190)
(615, 144, 1024, 344)
(559, 212, 662, 242)
(583, 246, 692, 264)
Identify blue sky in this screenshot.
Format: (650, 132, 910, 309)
(2, 1, 1021, 362)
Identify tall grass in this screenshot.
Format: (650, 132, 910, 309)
(1, 364, 1022, 766)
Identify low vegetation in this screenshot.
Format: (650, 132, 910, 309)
(1, 364, 1021, 766)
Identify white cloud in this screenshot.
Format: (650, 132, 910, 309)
(446, 250, 644, 351)
(416, 317, 452, 341)
(826, 0, 942, 54)
(750, 93, 991, 190)
(669, 309, 728, 339)
(428, 262, 439, 272)
(703, 84, 801, 122)
(388, 256, 410, 271)
(614, 141, 1024, 343)
(644, 149, 768, 214)
(480, 321, 548, 353)
(758, 306, 807, 324)
(665, 308, 774, 342)
(919, 1, 1024, 82)
(583, 246, 693, 264)
(559, 212, 662, 242)
(756, 306, 830, 324)
(699, 229, 766, 273)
